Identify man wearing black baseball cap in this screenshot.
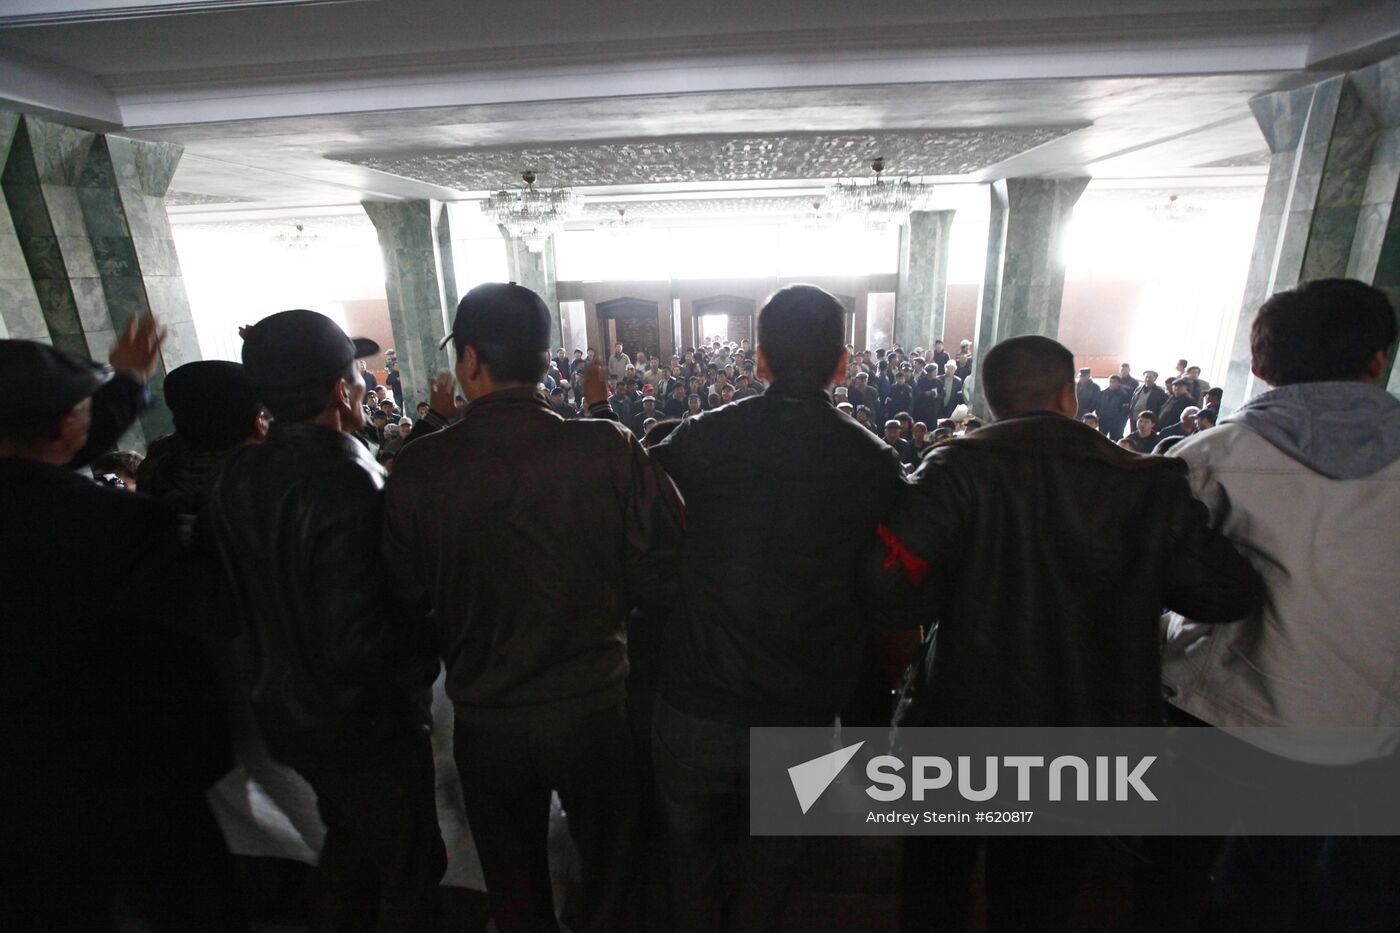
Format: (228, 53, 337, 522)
(384, 282, 684, 930)
(206, 308, 445, 930)
(1, 316, 249, 930)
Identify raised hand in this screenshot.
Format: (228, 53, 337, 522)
(109, 312, 166, 383)
(583, 361, 609, 407)
(429, 369, 458, 419)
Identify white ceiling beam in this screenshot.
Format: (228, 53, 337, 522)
(0, 0, 361, 27)
(1306, 0, 1400, 70)
(0, 48, 121, 126)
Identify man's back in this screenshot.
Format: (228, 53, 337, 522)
(207, 422, 434, 769)
(869, 415, 1259, 726)
(1163, 387, 1400, 762)
(651, 388, 906, 725)
(383, 387, 681, 722)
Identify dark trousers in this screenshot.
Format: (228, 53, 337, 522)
(900, 836, 1091, 933)
(453, 702, 643, 933)
(1151, 706, 1400, 932)
(650, 697, 802, 933)
(297, 732, 446, 933)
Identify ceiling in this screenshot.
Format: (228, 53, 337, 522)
(1, 0, 1397, 223)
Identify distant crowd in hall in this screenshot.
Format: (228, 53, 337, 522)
(365, 331, 1216, 472)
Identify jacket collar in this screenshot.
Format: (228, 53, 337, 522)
(267, 422, 383, 479)
(461, 385, 551, 418)
(763, 383, 834, 403)
(940, 412, 1178, 472)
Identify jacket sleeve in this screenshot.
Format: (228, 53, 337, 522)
(859, 450, 955, 632)
(620, 431, 686, 618)
(67, 374, 148, 469)
(1155, 465, 1263, 623)
(312, 476, 437, 689)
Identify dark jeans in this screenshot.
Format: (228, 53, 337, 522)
(650, 697, 802, 933)
(900, 835, 1092, 933)
(453, 702, 643, 933)
(297, 731, 446, 933)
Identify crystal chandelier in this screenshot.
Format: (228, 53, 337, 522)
(598, 206, 645, 234)
(480, 170, 579, 250)
(825, 158, 933, 228)
(799, 198, 835, 231)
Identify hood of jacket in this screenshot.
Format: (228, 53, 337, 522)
(1225, 381, 1400, 480)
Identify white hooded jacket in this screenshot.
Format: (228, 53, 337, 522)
(1161, 381, 1400, 765)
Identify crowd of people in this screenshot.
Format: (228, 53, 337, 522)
(1, 275, 1397, 933)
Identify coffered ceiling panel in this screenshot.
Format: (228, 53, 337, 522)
(333, 128, 1077, 190)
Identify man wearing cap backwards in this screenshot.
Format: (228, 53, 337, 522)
(206, 309, 445, 932)
(0, 316, 247, 931)
(383, 282, 684, 932)
(645, 284, 909, 933)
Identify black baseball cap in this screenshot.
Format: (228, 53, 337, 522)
(242, 309, 378, 390)
(0, 340, 112, 424)
(439, 282, 550, 353)
(164, 360, 261, 451)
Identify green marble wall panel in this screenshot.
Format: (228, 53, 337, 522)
(363, 199, 456, 408)
(0, 114, 48, 340)
(895, 210, 955, 352)
(503, 229, 561, 352)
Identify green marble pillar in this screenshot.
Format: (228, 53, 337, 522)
(1, 115, 108, 363)
(0, 113, 46, 343)
(1346, 54, 1400, 394)
(78, 134, 194, 440)
(894, 210, 955, 352)
(967, 177, 1089, 415)
(1224, 52, 1400, 407)
(969, 180, 1010, 415)
(363, 199, 456, 409)
(0, 114, 196, 444)
(501, 229, 561, 352)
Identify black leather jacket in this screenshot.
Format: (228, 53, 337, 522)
(650, 385, 908, 726)
(205, 422, 438, 771)
(864, 414, 1262, 727)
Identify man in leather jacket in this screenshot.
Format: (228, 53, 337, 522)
(206, 309, 445, 931)
(383, 283, 684, 932)
(647, 284, 908, 933)
(863, 335, 1262, 933)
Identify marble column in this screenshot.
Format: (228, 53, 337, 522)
(78, 133, 195, 440)
(967, 176, 1089, 414)
(363, 199, 456, 409)
(969, 180, 1010, 415)
(1223, 53, 1400, 408)
(0, 113, 46, 343)
(501, 230, 561, 352)
(1, 115, 106, 362)
(1345, 54, 1400, 394)
(894, 210, 955, 351)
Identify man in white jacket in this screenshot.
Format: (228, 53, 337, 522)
(1161, 277, 1400, 931)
